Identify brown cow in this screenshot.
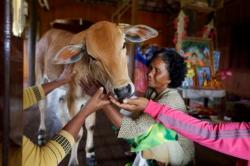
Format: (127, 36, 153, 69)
(35, 21, 130, 166)
(35, 21, 157, 166)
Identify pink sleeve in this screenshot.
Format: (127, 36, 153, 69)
(144, 100, 250, 161)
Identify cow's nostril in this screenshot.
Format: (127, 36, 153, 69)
(114, 84, 133, 102)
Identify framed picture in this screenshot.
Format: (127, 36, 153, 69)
(196, 66, 211, 88)
(180, 37, 214, 76)
(213, 50, 220, 73)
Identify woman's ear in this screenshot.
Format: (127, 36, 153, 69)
(166, 79, 171, 85)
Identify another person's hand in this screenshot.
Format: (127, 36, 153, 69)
(109, 96, 149, 112)
(42, 65, 76, 95)
(62, 87, 110, 140)
(83, 87, 110, 116)
(79, 79, 103, 96)
(58, 65, 76, 83)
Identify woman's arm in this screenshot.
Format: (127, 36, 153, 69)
(23, 88, 110, 166)
(42, 65, 74, 95)
(144, 100, 250, 161)
(63, 87, 110, 139)
(110, 97, 250, 161)
(102, 104, 123, 128)
(102, 103, 154, 139)
(23, 65, 74, 110)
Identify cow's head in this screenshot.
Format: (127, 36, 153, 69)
(53, 21, 158, 101)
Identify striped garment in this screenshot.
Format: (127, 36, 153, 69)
(22, 85, 75, 166)
(23, 85, 45, 110)
(23, 131, 74, 166)
(145, 100, 250, 166)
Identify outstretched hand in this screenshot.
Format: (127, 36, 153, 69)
(109, 96, 149, 112)
(62, 87, 110, 140)
(83, 87, 110, 116)
(42, 65, 76, 95)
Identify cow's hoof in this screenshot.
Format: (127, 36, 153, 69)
(37, 130, 47, 145)
(86, 156, 97, 166)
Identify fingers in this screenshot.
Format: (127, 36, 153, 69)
(109, 96, 120, 105)
(109, 95, 138, 105)
(109, 96, 133, 107)
(123, 98, 139, 105)
(79, 79, 104, 96)
(101, 100, 111, 106)
(79, 80, 88, 90)
(92, 87, 110, 109)
(91, 79, 102, 88)
(64, 64, 73, 73)
(60, 64, 76, 82)
(94, 87, 104, 97)
(109, 96, 133, 110)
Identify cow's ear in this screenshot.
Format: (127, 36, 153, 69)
(53, 44, 85, 64)
(124, 24, 158, 43)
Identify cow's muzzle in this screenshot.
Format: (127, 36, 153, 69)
(114, 83, 134, 102)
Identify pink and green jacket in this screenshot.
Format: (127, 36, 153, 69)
(144, 100, 250, 166)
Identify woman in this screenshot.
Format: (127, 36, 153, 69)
(103, 48, 194, 165)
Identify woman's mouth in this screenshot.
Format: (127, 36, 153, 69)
(147, 79, 154, 85)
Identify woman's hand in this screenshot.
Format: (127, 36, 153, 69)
(79, 79, 103, 96)
(83, 87, 110, 116)
(63, 87, 110, 140)
(109, 96, 149, 112)
(42, 65, 76, 95)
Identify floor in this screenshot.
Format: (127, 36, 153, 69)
(59, 111, 133, 166)
(23, 88, 133, 166)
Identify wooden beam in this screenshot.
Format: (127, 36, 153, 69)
(131, 0, 138, 24)
(28, 0, 37, 86)
(2, 0, 11, 165)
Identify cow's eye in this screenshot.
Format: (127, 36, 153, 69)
(90, 56, 96, 61)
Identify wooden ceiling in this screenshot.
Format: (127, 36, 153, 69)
(37, 0, 222, 37)
(78, 0, 181, 14)
(45, 0, 181, 15)
(39, 0, 224, 21)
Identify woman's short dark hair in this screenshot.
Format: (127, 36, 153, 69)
(150, 48, 187, 88)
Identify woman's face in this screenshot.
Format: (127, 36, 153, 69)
(147, 56, 171, 93)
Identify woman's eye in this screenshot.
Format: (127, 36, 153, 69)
(122, 43, 126, 49)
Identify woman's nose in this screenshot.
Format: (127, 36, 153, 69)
(147, 70, 154, 77)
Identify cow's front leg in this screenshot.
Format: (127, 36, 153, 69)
(38, 97, 47, 145)
(67, 97, 85, 166)
(59, 95, 71, 126)
(85, 112, 97, 166)
(68, 96, 97, 166)
(68, 127, 83, 166)
(37, 76, 50, 145)
(67, 85, 89, 165)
